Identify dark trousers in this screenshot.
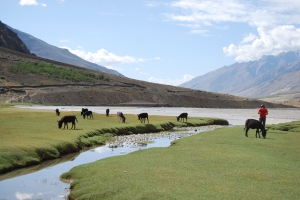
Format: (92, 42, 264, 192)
(259, 117, 266, 128)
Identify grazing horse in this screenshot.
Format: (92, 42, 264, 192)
(177, 113, 188, 122)
(138, 113, 149, 124)
(81, 108, 88, 116)
(244, 119, 268, 138)
(58, 116, 78, 129)
(83, 111, 94, 119)
(55, 108, 60, 116)
(117, 112, 126, 123)
(106, 109, 110, 117)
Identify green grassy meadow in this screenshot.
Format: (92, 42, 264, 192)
(0, 106, 226, 174)
(63, 122, 300, 200)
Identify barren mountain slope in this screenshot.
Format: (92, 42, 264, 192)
(180, 51, 300, 98)
(0, 47, 290, 108)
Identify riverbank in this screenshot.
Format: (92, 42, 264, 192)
(0, 106, 228, 174)
(0, 125, 226, 200)
(63, 122, 300, 200)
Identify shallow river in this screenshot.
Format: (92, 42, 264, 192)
(0, 106, 299, 200)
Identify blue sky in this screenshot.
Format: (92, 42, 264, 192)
(2, 0, 300, 86)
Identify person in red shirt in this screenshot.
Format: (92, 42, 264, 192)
(258, 104, 268, 128)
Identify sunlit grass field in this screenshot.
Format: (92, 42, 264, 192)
(0, 106, 226, 173)
(63, 122, 300, 200)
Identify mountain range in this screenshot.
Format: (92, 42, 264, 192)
(0, 21, 289, 108)
(1, 20, 299, 107)
(180, 51, 300, 98)
(6, 23, 122, 76)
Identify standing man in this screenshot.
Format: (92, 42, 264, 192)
(258, 104, 268, 128)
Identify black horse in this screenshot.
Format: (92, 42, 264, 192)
(138, 113, 149, 123)
(83, 111, 94, 119)
(55, 109, 60, 116)
(58, 116, 78, 129)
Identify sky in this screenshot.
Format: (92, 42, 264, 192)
(2, 0, 300, 86)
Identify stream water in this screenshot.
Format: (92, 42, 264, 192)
(0, 128, 213, 200)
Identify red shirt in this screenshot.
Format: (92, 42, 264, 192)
(258, 107, 268, 118)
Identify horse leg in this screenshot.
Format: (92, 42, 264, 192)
(255, 129, 261, 138)
(245, 127, 249, 137)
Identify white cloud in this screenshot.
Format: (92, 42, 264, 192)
(241, 33, 257, 44)
(224, 25, 300, 62)
(148, 74, 194, 86)
(167, 0, 250, 24)
(166, 0, 300, 61)
(61, 46, 149, 70)
(19, 0, 38, 6)
(19, 0, 46, 6)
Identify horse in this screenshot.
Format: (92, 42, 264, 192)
(55, 108, 60, 116)
(83, 111, 94, 119)
(117, 112, 126, 123)
(58, 116, 78, 129)
(138, 113, 149, 123)
(177, 113, 188, 122)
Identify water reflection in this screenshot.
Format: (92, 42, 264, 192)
(0, 128, 212, 200)
(0, 153, 79, 182)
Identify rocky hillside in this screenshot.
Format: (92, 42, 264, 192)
(0, 21, 31, 54)
(180, 51, 300, 98)
(0, 46, 291, 108)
